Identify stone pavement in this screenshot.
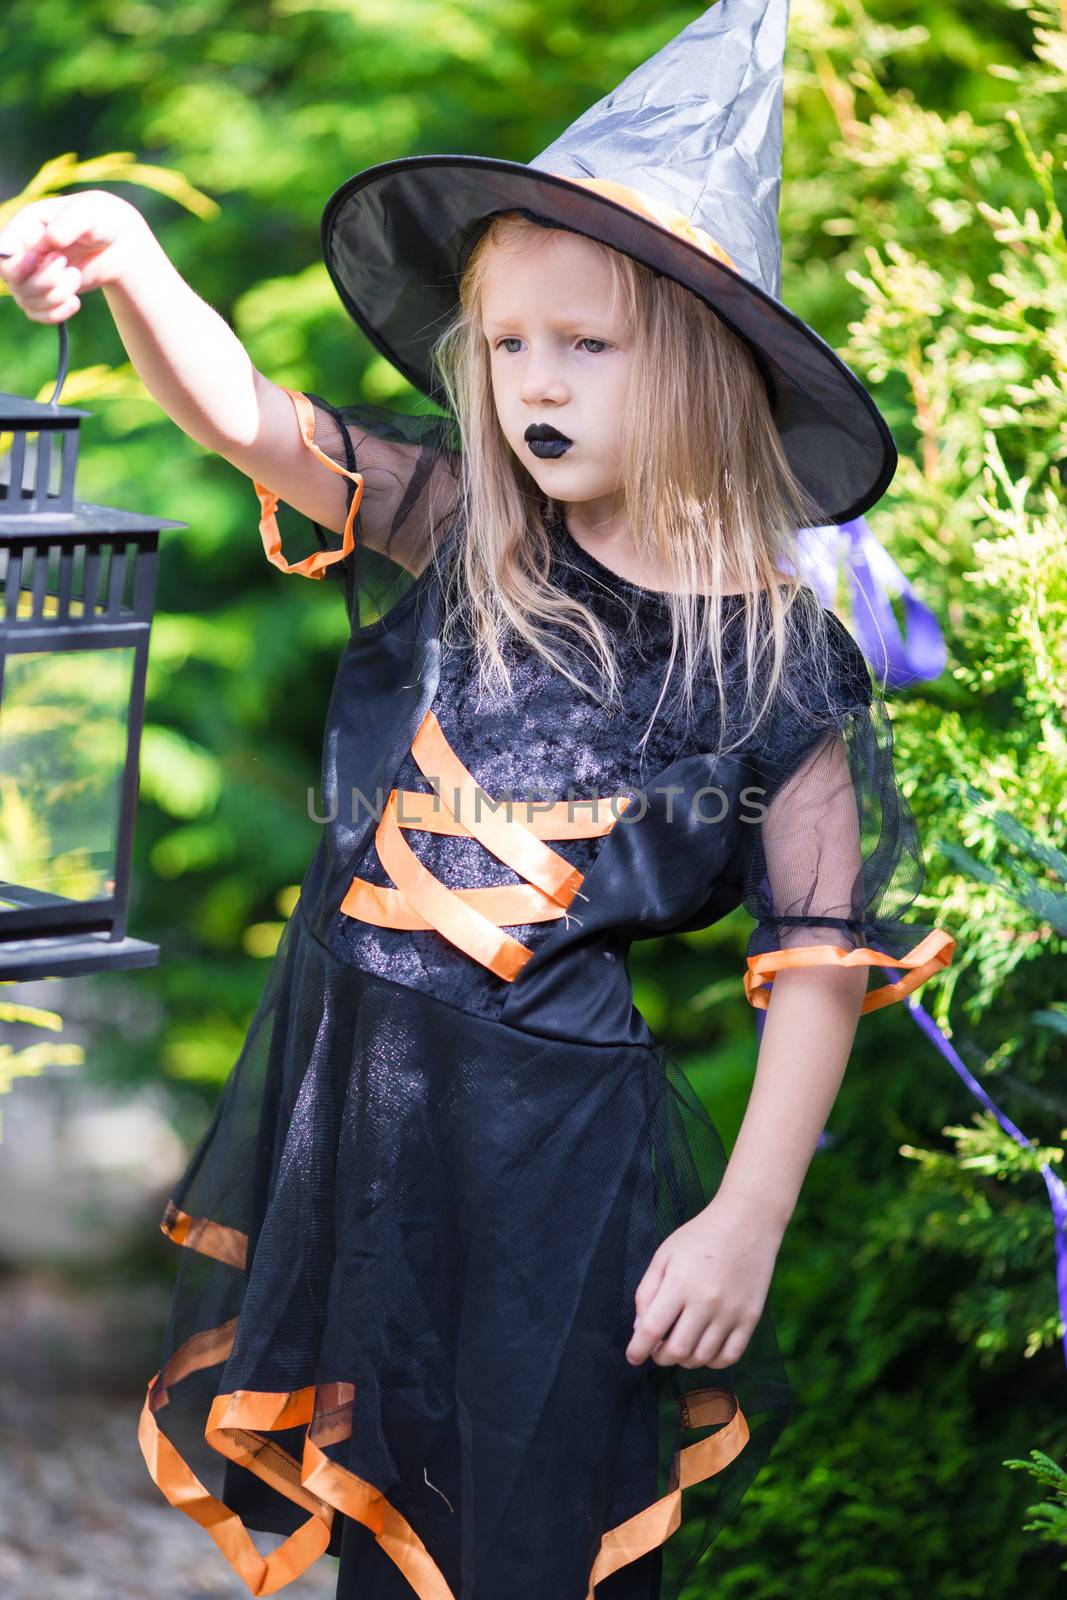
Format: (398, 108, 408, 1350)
(0, 1270, 339, 1600)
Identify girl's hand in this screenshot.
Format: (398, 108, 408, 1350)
(0, 190, 153, 324)
(625, 1189, 786, 1370)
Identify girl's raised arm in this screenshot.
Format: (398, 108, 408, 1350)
(0, 192, 355, 554)
(1, 192, 462, 584)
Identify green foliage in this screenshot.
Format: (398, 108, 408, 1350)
(1003, 1449, 1067, 1563)
(0, 998, 84, 1141)
(667, 0, 1065, 1587)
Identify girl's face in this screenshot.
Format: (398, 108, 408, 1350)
(480, 229, 635, 520)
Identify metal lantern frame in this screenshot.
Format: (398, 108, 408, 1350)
(0, 321, 183, 979)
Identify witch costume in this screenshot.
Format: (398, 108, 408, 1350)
(137, 2, 955, 1596)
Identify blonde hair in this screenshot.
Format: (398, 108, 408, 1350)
(428, 211, 839, 759)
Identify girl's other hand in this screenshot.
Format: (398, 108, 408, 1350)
(0, 190, 153, 323)
(625, 1190, 786, 1369)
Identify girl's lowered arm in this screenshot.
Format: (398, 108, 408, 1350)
(719, 726, 869, 1227)
(623, 961, 867, 1372)
(715, 962, 868, 1231)
(625, 730, 870, 1370)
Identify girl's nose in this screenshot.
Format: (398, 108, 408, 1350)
(519, 351, 568, 405)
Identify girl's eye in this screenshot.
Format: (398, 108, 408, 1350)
(493, 337, 610, 354)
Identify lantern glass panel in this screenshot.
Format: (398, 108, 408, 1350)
(0, 645, 135, 906)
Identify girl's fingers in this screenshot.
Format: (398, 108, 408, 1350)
(0, 200, 65, 266)
(633, 1252, 666, 1319)
(20, 287, 82, 324)
(649, 1305, 707, 1367)
(1, 245, 48, 286)
(2, 248, 60, 290)
(26, 301, 80, 325)
(691, 1321, 734, 1368)
(7, 258, 82, 316)
(626, 1278, 684, 1365)
(17, 253, 71, 296)
(41, 264, 82, 306)
(1, 192, 144, 317)
(36, 191, 108, 254)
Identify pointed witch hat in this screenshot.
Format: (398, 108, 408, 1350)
(319, 0, 897, 525)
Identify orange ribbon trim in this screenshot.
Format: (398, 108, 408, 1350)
(585, 1389, 750, 1594)
(252, 386, 364, 579)
(161, 1199, 249, 1270)
(146, 1202, 755, 1592)
(375, 784, 626, 840)
(555, 175, 740, 273)
(138, 1319, 335, 1595)
(744, 927, 956, 1014)
(139, 1291, 752, 1599)
(340, 706, 632, 981)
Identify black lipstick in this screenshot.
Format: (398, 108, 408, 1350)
(525, 422, 573, 460)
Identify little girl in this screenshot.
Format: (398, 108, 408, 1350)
(0, 5, 955, 1596)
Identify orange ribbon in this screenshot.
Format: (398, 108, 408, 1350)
(145, 1152, 755, 1593)
(555, 174, 740, 272)
(744, 926, 956, 1014)
(253, 386, 363, 579)
(140, 1301, 751, 1600)
(340, 706, 632, 980)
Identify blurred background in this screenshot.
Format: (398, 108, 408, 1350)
(0, 1, 1065, 1595)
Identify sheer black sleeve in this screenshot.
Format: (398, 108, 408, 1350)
(251, 387, 463, 628)
(738, 611, 955, 1015)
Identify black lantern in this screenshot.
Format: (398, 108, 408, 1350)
(0, 323, 183, 978)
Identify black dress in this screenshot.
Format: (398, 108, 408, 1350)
(138, 391, 955, 1600)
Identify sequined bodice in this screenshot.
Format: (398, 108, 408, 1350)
(326, 518, 741, 1018)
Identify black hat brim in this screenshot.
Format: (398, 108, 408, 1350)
(320, 155, 897, 525)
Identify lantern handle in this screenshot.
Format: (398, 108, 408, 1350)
(52, 320, 69, 405)
(0, 250, 69, 404)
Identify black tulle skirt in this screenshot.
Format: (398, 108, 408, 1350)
(138, 897, 793, 1599)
